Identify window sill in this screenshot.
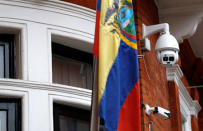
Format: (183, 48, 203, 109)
(0, 78, 92, 99)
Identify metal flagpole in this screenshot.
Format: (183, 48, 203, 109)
(90, 57, 100, 131)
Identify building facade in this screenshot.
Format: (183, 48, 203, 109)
(0, 0, 202, 131)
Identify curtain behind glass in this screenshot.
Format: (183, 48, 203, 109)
(59, 116, 89, 131)
(52, 56, 92, 89)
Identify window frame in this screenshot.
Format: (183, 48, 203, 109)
(52, 43, 93, 65)
(0, 98, 21, 131)
(52, 42, 93, 89)
(0, 34, 15, 78)
(53, 103, 91, 131)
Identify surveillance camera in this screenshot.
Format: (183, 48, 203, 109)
(142, 23, 180, 66)
(153, 106, 171, 120)
(155, 32, 179, 66)
(157, 50, 178, 66)
(144, 104, 171, 120)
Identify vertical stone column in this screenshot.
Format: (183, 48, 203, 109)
(27, 23, 50, 83)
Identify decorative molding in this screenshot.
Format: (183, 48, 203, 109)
(0, 0, 96, 40)
(0, 0, 96, 21)
(0, 79, 92, 99)
(166, 65, 201, 118)
(48, 27, 94, 53)
(0, 79, 92, 131)
(166, 65, 183, 81)
(190, 101, 202, 117)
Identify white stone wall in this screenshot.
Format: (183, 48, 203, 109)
(0, 0, 95, 82)
(0, 0, 95, 131)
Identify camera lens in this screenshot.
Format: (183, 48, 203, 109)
(163, 57, 168, 61)
(169, 57, 174, 61)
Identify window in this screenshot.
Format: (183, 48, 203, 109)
(53, 103, 107, 131)
(0, 98, 21, 131)
(52, 43, 93, 89)
(53, 103, 90, 131)
(0, 34, 15, 78)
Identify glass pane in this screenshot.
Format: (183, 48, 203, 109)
(59, 115, 89, 131)
(0, 46, 4, 78)
(0, 111, 7, 131)
(4, 44, 9, 78)
(76, 120, 89, 131)
(52, 56, 92, 89)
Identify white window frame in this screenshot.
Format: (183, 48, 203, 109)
(0, 21, 28, 80)
(0, 87, 29, 131)
(47, 29, 94, 84)
(166, 65, 201, 131)
(49, 93, 91, 131)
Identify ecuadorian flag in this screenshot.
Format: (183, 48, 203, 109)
(93, 0, 141, 130)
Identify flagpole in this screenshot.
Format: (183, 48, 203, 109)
(90, 57, 100, 131)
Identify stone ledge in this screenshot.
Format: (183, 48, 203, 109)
(166, 65, 201, 118)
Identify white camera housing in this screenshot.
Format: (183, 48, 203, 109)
(142, 23, 179, 67)
(155, 32, 179, 66)
(153, 106, 171, 120)
(145, 104, 171, 120)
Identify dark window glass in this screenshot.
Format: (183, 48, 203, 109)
(0, 99, 21, 131)
(0, 34, 15, 78)
(52, 43, 93, 89)
(53, 103, 90, 131)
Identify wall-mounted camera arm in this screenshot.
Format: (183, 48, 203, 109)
(144, 104, 155, 115)
(142, 23, 170, 38)
(141, 23, 170, 52)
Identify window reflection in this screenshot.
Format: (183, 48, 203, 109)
(54, 103, 90, 131)
(0, 45, 4, 78)
(0, 111, 7, 131)
(59, 116, 89, 131)
(52, 43, 93, 89)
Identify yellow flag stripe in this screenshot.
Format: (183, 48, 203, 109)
(116, 29, 137, 50)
